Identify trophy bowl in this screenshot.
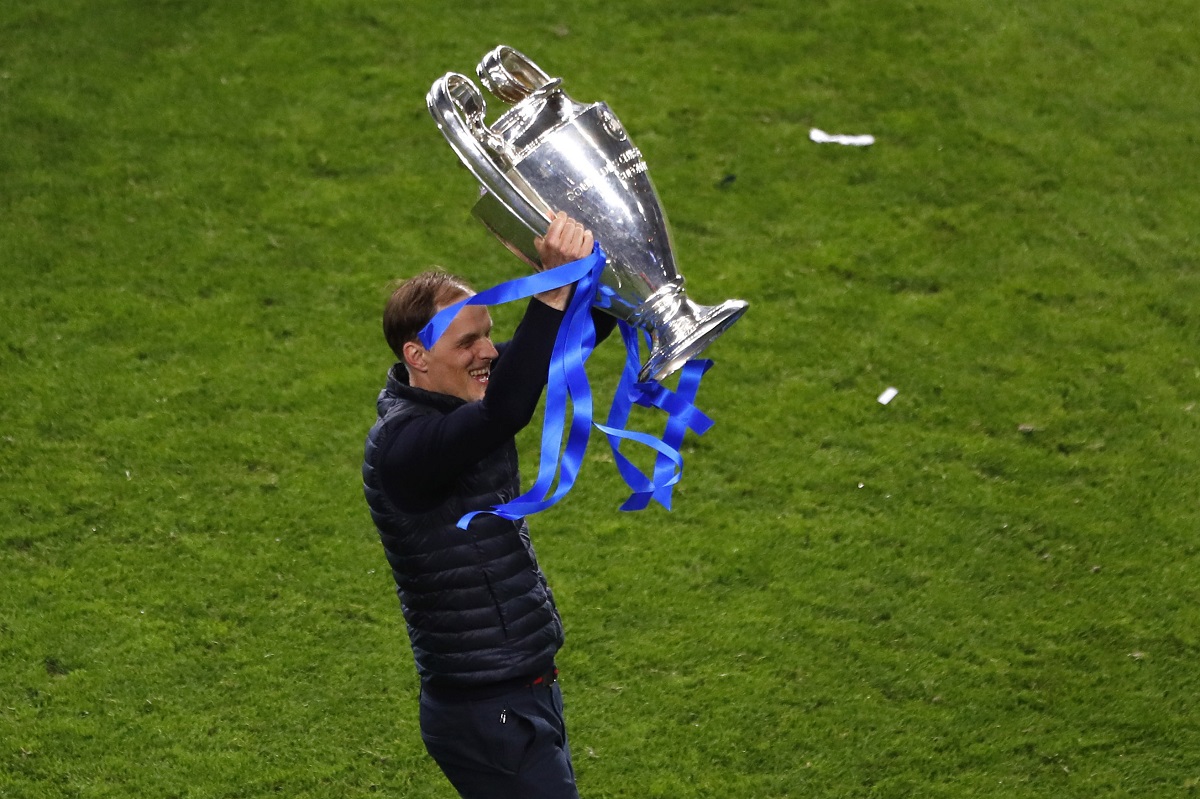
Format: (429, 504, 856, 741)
(428, 45, 747, 382)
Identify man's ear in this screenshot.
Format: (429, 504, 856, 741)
(402, 341, 428, 373)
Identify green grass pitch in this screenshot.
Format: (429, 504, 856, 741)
(3, 1, 1199, 796)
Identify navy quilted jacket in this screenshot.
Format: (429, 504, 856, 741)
(362, 368, 563, 688)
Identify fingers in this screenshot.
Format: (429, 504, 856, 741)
(545, 211, 581, 252)
(536, 211, 593, 268)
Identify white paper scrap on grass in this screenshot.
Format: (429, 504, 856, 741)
(810, 128, 875, 147)
(877, 387, 899, 405)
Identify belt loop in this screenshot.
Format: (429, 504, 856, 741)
(531, 666, 559, 687)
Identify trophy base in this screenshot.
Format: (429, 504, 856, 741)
(641, 299, 748, 383)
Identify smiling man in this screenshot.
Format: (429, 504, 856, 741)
(362, 212, 609, 799)
(401, 298, 498, 403)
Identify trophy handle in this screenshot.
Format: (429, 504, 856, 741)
(427, 72, 553, 239)
(477, 45, 553, 103)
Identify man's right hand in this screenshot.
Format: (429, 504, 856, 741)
(533, 211, 594, 311)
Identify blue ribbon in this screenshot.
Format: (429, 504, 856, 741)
(598, 323, 714, 511)
(418, 249, 603, 350)
(419, 247, 716, 528)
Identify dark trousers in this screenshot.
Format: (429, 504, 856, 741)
(419, 678, 579, 799)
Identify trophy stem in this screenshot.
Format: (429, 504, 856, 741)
(637, 294, 749, 383)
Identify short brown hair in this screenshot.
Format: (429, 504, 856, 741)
(383, 270, 475, 359)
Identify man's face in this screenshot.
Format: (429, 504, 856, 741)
(418, 303, 498, 402)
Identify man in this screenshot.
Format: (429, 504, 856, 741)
(362, 212, 608, 799)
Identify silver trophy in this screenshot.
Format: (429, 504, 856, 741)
(427, 45, 748, 382)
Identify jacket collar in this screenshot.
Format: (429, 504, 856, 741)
(382, 363, 466, 414)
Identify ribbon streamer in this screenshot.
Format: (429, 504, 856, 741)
(599, 323, 713, 511)
(418, 250, 602, 350)
(419, 248, 715, 527)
